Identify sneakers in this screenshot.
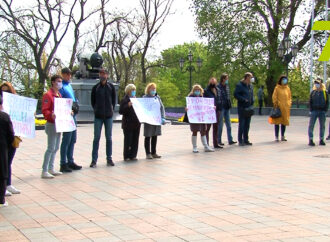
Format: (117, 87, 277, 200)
(107, 159, 115, 166)
(214, 145, 223, 149)
(130, 157, 138, 161)
(275, 137, 279, 142)
(229, 141, 237, 145)
(68, 162, 82, 170)
(6, 185, 20, 194)
(41, 172, 54, 179)
(0, 202, 8, 208)
(308, 140, 315, 146)
(60, 164, 72, 173)
(146, 154, 153, 159)
(244, 141, 253, 145)
(5, 190, 12, 196)
(90, 161, 97, 168)
(48, 170, 62, 176)
(281, 136, 287, 141)
(320, 140, 326, 146)
(152, 154, 161, 158)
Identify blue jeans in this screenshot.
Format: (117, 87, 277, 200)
(238, 108, 251, 143)
(218, 109, 233, 143)
(42, 123, 61, 172)
(92, 117, 113, 162)
(60, 116, 77, 165)
(308, 111, 326, 140)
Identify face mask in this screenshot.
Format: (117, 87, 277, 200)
(209, 84, 216, 88)
(56, 82, 63, 89)
(100, 76, 107, 82)
(250, 78, 255, 83)
(225, 80, 229, 85)
(194, 91, 201, 96)
(131, 90, 136, 97)
(282, 78, 288, 85)
(315, 83, 320, 89)
(150, 90, 156, 96)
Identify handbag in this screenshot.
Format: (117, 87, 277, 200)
(270, 107, 281, 118)
(183, 112, 189, 123)
(12, 136, 22, 148)
(243, 106, 255, 118)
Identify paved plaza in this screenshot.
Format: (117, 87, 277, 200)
(1, 115, 330, 241)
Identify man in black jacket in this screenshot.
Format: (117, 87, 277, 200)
(308, 80, 329, 146)
(90, 69, 116, 167)
(0, 95, 15, 207)
(234, 72, 255, 146)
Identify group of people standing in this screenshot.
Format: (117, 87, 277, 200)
(0, 68, 329, 207)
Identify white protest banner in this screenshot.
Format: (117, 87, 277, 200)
(130, 97, 161, 125)
(54, 98, 76, 132)
(2, 92, 38, 138)
(186, 97, 217, 124)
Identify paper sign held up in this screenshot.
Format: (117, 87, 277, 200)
(54, 98, 76, 133)
(186, 97, 216, 124)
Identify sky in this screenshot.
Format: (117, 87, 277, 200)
(57, 0, 202, 62)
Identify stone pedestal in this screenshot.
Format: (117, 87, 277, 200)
(71, 79, 119, 122)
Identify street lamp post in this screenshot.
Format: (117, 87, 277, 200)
(179, 50, 202, 91)
(277, 37, 299, 78)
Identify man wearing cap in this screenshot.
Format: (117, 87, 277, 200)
(59, 68, 82, 172)
(308, 79, 329, 146)
(90, 69, 116, 167)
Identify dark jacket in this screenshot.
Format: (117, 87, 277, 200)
(234, 81, 254, 108)
(310, 89, 329, 112)
(218, 83, 232, 110)
(91, 81, 116, 119)
(119, 95, 141, 130)
(203, 85, 221, 111)
(0, 111, 15, 179)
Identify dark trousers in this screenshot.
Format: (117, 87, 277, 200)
(7, 147, 16, 186)
(275, 124, 286, 138)
(206, 111, 219, 147)
(258, 99, 263, 115)
(123, 128, 140, 159)
(238, 111, 251, 143)
(0, 179, 6, 204)
(145, 136, 157, 155)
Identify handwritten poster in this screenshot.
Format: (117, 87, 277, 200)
(2, 92, 38, 138)
(186, 97, 217, 124)
(131, 98, 161, 125)
(54, 98, 76, 132)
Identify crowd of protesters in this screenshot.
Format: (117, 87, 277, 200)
(0, 68, 329, 207)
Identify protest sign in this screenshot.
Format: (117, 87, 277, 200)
(186, 97, 217, 124)
(2, 92, 38, 138)
(54, 98, 76, 132)
(130, 98, 162, 125)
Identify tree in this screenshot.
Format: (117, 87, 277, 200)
(139, 0, 174, 83)
(0, 0, 78, 99)
(192, 0, 325, 104)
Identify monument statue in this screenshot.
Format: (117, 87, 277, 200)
(71, 52, 119, 122)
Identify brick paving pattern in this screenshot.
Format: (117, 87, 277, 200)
(1, 116, 330, 241)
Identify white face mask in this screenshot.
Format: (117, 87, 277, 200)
(315, 83, 320, 89)
(56, 82, 63, 89)
(250, 77, 255, 83)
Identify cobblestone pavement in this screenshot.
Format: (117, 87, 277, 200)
(1, 115, 330, 242)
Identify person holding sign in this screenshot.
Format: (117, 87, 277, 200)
(0, 82, 21, 196)
(0, 95, 15, 207)
(59, 68, 82, 172)
(187, 85, 214, 153)
(143, 83, 165, 159)
(41, 75, 63, 179)
(119, 84, 141, 161)
(90, 69, 116, 168)
(234, 72, 255, 146)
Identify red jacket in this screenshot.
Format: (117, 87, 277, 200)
(42, 88, 61, 123)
